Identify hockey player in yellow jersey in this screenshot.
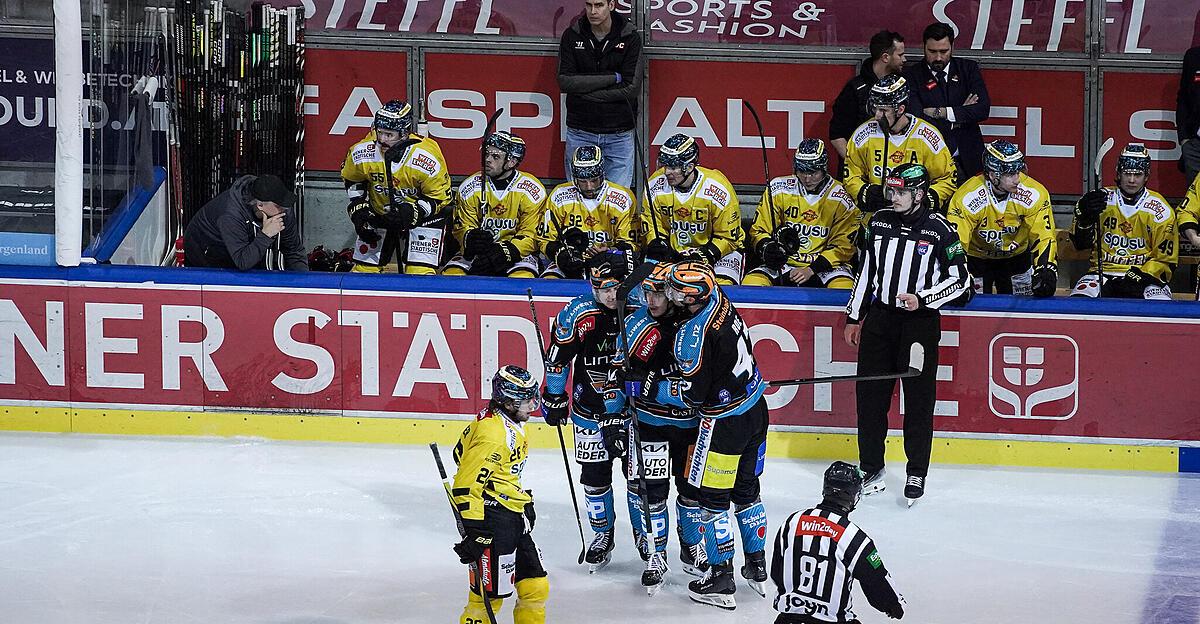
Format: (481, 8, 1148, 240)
(444, 131, 545, 278)
(540, 145, 637, 279)
(947, 140, 1058, 297)
(743, 139, 859, 288)
(452, 365, 548, 624)
(339, 100, 452, 274)
(1177, 170, 1200, 250)
(1070, 144, 1177, 300)
(642, 133, 745, 284)
(845, 75, 958, 217)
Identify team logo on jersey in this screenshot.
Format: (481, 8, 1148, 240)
(889, 151, 904, 164)
(675, 206, 691, 219)
(916, 240, 931, 255)
(585, 215, 599, 228)
(492, 204, 507, 215)
(867, 550, 883, 569)
(703, 184, 729, 205)
(802, 209, 818, 222)
(917, 126, 943, 150)
(1119, 221, 1133, 234)
(988, 333, 1079, 420)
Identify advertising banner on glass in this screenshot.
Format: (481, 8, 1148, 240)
(1101, 70, 1188, 198)
(648, 0, 1086, 52)
(3, 270, 1199, 442)
(1103, 0, 1200, 56)
(302, 47, 409, 172)
(422, 52, 566, 180)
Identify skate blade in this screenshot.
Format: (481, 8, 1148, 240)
(744, 578, 766, 598)
(587, 554, 612, 574)
(906, 497, 918, 508)
(645, 580, 665, 597)
(688, 592, 736, 611)
(682, 563, 708, 578)
(862, 483, 886, 496)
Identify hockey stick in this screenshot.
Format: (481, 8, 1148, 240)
(623, 95, 666, 248)
(431, 443, 499, 624)
(1092, 137, 1115, 297)
(742, 101, 779, 236)
(769, 343, 925, 387)
(525, 289, 588, 565)
(612, 296, 653, 560)
(478, 108, 506, 235)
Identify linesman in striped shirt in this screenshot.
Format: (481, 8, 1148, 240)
(770, 461, 905, 623)
(844, 163, 971, 504)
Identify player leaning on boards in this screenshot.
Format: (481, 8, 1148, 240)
(844, 75, 958, 219)
(641, 134, 746, 284)
(946, 140, 1058, 297)
(445, 131, 546, 278)
(1070, 144, 1178, 300)
(451, 366, 548, 624)
(540, 249, 636, 572)
(845, 163, 972, 506)
(340, 100, 452, 274)
(744, 139, 860, 288)
(770, 462, 905, 624)
(539, 145, 637, 279)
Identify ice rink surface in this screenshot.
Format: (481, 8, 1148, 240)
(1, 432, 1198, 623)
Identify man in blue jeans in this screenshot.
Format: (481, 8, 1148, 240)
(557, 0, 642, 190)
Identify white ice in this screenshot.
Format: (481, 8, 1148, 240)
(1, 432, 1198, 623)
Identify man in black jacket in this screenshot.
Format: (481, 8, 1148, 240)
(1177, 46, 1200, 184)
(183, 174, 308, 271)
(904, 22, 991, 180)
(829, 30, 906, 166)
(558, 0, 642, 190)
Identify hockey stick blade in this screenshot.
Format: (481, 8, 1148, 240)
(769, 343, 924, 388)
(1093, 137, 1115, 185)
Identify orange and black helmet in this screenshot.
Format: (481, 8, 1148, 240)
(641, 262, 674, 293)
(665, 261, 717, 304)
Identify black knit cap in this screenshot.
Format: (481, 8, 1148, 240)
(250, 175, 296, 208)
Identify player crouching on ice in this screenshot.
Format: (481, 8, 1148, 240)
(451, 366, 548, 624)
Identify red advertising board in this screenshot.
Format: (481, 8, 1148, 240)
(3, 274, 1199, 443)
(1103, 0, 1200, 55)
(1101, 70, 1187, 198)
(303, 47, 408, 172)
(263, 0, 619, 37)
(422, 52, 566, 180)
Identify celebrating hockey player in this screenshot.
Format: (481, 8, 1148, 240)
(601, 262, 710, 595)
(844, 75, 958, 217)
(743, 139, 860, 288)
(541, 145, 637, 279)
(632, 262, 769, 609)
(642, 134, 746, 284)
(340, 99, 452, 274)
(1069, 143, 1178, 300)
(947, 140, 1058, 297)
(444, 131, 545, 278)
(542, 248, 636, 571)
(769, 462, 905, 623)
(451, 365, 548, 624)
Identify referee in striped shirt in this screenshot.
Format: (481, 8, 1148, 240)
(844, 162, 971, 503)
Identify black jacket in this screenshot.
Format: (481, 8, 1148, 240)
(904, 57, 991, 178)
(558, 12, 642, 134)
(184, 175, 308, 271)
(1177, 47, 1200, 146)
(829, 58, 881, 144)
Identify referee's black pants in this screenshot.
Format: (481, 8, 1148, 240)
(855, 303, 941, 478)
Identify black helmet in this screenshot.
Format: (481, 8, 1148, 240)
(869, 74, 909, 112)
(483, 130, 527, 166)
(822, 461, 863, 512)
(374, 100, 413, 135)
(658, 133, 700, 168)
(885, 162, 931, 192)
(793, 138, 829, 173)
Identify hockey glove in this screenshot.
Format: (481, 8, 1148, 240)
(383, 201, 422, 232)
(350, 206, 382, 245)
(463, 228, 493, 261)
(523, 497, 536, 530)
(776, 223, 803, 255)
(1075, 189, 1108, 226)
(561, 226, 591, 253)
(453, 521, 493, 565)
(1110, 266, 1162, 298)
(926, 188, 941, 211)
(1030, 264, 1058, 298)
(860, 184, 889, 213)
(542, 391, 569, 426)
(757, 238, 790, 271)
(599, 414, 628, 458)
(476, 240, 520, 276)
(643, 237, 675, 263)
(555, 247, 585, 277)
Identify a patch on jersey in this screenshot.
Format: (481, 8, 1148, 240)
(604, 188, 631, 210)
(915, 123, 945, 151)
(701, 182, 730, 206)
(576, 314, 596, 338)
(947, 239, 965, 259)
(459, 174, 484, 198)
(350, 142, 380, 165)
(718, 388, 731, 403)
(1119, 221, 1133, 234)
(889, 150, 905, 164)
(852, 122, 878, 146)
(917, 240, 931, 255)
(795, 514, 845, 541)
(770, 176, 796, 194)
(515, 175, 545, 201)
(1145, 198, 1170, 222)
(410, 150, 439, 175)
(1009, 185, 1034, 206)
(867, 550, 882, 569)
(674, 205, 691, 220)
(802, 209, 818, 222)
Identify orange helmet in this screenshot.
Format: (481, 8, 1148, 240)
(641, 262, 674, 293)
(665, 261, 716, 305)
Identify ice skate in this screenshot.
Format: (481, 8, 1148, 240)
(905, 475, 925, 507)
(688, 561, 736, 610)
(740, 550, 767, 597)
(641, 551, 669, 597)
(585, 529, 615, 573)
(862, 468, 885, 495)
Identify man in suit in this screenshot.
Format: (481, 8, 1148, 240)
(904, 22, 991, 180)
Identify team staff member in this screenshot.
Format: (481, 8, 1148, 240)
(947, 140, 1057, 296)
(844, 164, 971, 505)
(340, 99, 451, 274)
(183, 174, 308, 271)
(844, 75, 958, 218)
(770, 462, 905, 623)
(744, 139, 860, 288)
(829, 30, 907, 163)
(452, 366, 549, 624)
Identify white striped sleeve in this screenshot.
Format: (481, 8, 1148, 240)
(846, 240, 875, 322)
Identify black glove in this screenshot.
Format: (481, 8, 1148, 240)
(699, 242, 721, 265)
(643, 237, 675, 263)
(1109, 266, 1160, 298)
(757, 238, 790, 271)
(926, 187, 941, 211)
(476, 240, 520, 275)
(453, 522, 493, 565)
(555, 247, 585, 277)
(523, 497, 535, 529)
(598, 414, 628, 458)
(382, 201, 421, 232)
(1075, 189, 1108, 226)
(1030, 264, 1057, 298)
(350, 206, 382, 245)
(561, 227, 590, 253)
(383, 137, 420, 164)
(860, 183, 888, 213)
(542, 391, 568, 426)
(463, 228, 493, 260)
(776, 223, 802, 254)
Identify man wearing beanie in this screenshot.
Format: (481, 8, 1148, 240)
(184, 174, 308, 271)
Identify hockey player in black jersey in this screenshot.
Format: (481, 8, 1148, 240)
(542, 247, 636, 572)
(770, 462, 905, 623)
